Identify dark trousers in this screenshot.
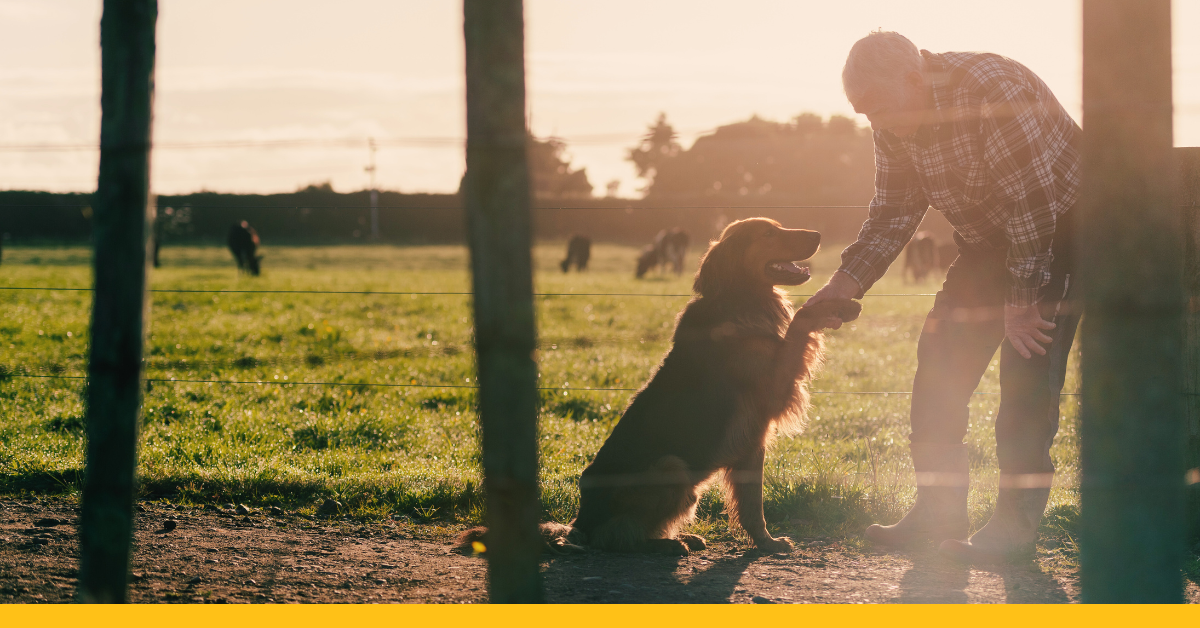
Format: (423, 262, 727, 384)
(909, 209, 1080, 476)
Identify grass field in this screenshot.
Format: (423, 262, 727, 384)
(0, 240, 1083, 551)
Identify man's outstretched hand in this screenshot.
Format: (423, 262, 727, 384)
(804, 271, 861, 307)
(1005, 304, 1055, 359)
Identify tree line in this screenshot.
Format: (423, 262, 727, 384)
(469, 111, 876, 203)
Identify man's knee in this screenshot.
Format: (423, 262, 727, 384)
(999, 341, 1053, 392)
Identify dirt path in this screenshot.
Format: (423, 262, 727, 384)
(2, 497, 1196, 604)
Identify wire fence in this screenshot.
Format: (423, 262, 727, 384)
(0, 279, 1071, 399)
(0, 203, 875, 210)
(0, 130, 728, 152)
(0, 284, 944, 395)
(0, 270, 1046, 399)
(3, 373, 1080, 397)
(2, 203, 1196, 210)
(0, 224, 1072, 402)
(0, 286, 935, 297)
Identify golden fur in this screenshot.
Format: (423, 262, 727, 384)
(458, 218, 860, 555)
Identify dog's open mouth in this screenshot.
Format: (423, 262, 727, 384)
(766, 260, 811, 284)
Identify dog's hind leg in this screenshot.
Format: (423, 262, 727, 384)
(586, 516, 645, 553)
(724, 447, 793, 553)
(677, 533, 706, 551)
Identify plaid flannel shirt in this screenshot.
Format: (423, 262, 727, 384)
(839, 50, 1082, 307)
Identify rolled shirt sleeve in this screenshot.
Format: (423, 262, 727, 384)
(838, 130, 929, 296)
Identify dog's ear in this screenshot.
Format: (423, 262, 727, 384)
(693, 222, 750, 297)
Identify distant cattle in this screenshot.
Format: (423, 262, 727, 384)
(561, 235, 592, 273)
(227, 221, 262, 276)
(661, 229, 689, 275)
(904, 232, 938, 283)
(635, 244, 658, 279)
(636, 228, 689, 279)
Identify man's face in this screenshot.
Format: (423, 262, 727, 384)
(851, 71, 927, 138)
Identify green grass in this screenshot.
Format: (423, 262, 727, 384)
(0, 240, 1083, 546)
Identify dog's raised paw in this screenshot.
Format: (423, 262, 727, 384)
(794, 299, 862, 329)
(834, 299, 862, 323)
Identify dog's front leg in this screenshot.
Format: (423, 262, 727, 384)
(726, 447, 793, 553)
(766, 299, 862, 402)
(776, 318, 822, 385)
(760, 309, 833, 416)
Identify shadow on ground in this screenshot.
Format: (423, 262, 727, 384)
(897, 549, 1072, 603)
(542, 551, 757, 603)
(16, 498, 1195, 604)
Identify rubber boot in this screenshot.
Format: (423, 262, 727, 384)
(939, 486, 1051, 562)
(865, 442, 969, 546)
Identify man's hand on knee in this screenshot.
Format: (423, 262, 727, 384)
(1005, 304, 1056, 359)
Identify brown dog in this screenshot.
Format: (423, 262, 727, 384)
(459, 218, 860, 555)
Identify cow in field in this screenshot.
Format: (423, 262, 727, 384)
(661, 228, 689, 275)
(903, 232, 938, 283)
(227, 221, 262, 276)
(561, 235, 592, 272)
(636, 228, 689, 279)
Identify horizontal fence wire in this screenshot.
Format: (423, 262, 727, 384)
(0, 131, 729, 152)
(1, 204, 1196, 210)
(0, 221, 1031, 400)
(11, 338, 662, 372)
(5, 373, 1080, 396)
(0, 204, 871, 210)
(0, 286, 936, 297)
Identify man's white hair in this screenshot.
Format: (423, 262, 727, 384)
(842, 31, 923, 104)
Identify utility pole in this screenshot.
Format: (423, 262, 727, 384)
(78, 0, 156, 603)
(366, 137, 379, 240)
(463, 0, 543, 603)
(1078, 0, 1184, 603)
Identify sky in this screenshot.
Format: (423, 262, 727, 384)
(0, 0, 1197, 196)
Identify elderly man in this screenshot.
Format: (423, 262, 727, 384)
(806, 31, 1082, 561)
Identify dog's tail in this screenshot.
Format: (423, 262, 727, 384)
(453, 522, 585, 554)
(454, 526, 488, 553)
(540, 522, 586, 553)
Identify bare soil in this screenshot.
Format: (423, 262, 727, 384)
(2, 497, 1196, 604)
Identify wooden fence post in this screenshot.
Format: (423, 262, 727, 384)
(462, 0, 543, 603)
(1180, 147, 1200, 542)
(77, 0, 157, 603)
(1079, 0, 1185, 603)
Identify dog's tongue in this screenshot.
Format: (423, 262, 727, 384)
(770, 261, 808, 275)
